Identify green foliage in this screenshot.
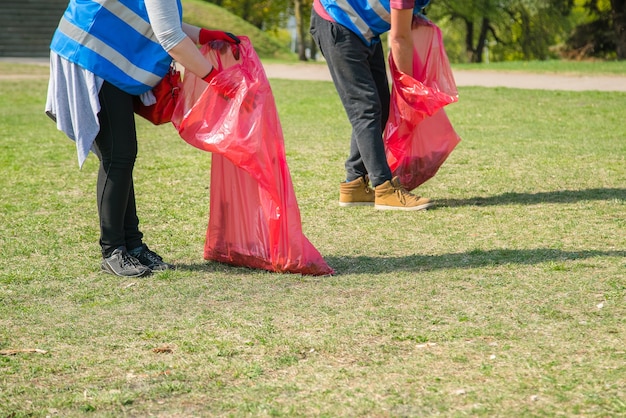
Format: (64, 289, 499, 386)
(428, 0, 626, 62)
(181, 0, 295, 59)
(202, 0, 290, 30)
(202, 0, 317, 60)
(563, 0, 618, 59)
(429, 0, 575, 62)
(434, 15, 471, 63)
(1, 66, 625, 416)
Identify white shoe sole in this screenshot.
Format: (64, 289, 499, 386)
(374, 201, 435, 211)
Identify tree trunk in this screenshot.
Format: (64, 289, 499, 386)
(294, 0, 308, 61)
(474, 17, 490, 63)
(464, 19, 475, 62)
(310, 35, 318, 60)
(611, 0, 626, 59)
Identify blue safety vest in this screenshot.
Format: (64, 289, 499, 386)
(319, 0, 430, 46)
(50, 0, 181, 95)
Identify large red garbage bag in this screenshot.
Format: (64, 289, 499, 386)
(384, 17, 461, 191)
(171, 37, 334, 276)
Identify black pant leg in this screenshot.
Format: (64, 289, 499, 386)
(93, 81, 143, 257)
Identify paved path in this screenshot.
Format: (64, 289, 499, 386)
(262, 62, 626, 92)
(2, 57, 625, 92)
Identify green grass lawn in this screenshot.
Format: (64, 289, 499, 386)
(452, 59, 626, 76)
(0, 68, 624, 416)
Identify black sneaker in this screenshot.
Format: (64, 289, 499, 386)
(101, 247, 151, 277)
(129, 244, 175, 271)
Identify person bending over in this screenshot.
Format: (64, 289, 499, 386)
(46, 0, 241, 276)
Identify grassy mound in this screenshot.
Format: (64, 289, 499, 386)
(182, 0, 295, 60)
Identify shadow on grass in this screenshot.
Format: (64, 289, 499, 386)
(174, 261, 263, 274)
(324, 248, 626, 275)
(439, 188, 626, 207)
(174, 248, 624, 276)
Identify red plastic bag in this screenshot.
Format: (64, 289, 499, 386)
(384, 17, 461, 191)
(171, 37, 334, 276)
(134, 64, 182, 125)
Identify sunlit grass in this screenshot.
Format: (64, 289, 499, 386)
(0, 69, 624, 417)
(452, 59, 626, 75)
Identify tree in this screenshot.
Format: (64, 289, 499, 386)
(505, 0, 574, 61)
(204, 0, 315, 60)
(611, 0, 626, 58)
(292, 0, 313, 61)
(429, 0, 496, 62)
(564, 0, 625, 59)
(428, 0, 573, 62)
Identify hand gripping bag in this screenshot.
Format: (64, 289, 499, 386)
(171, 37, 334, 276)
(384, 16, 461, 191)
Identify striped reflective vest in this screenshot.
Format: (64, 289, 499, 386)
(50, 0, 181, 95)
(318, 0, 429, 46)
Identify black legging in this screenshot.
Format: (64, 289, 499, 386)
(93, 81, 143, 257)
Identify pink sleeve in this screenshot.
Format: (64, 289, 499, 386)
(390, 0, 415, 9)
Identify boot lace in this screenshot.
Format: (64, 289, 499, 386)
(393, 181, 418, 205)
(141, 248, 163, 265)
(362, 175, 373, 194)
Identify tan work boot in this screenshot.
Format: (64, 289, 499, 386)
(339, 176, 375, 207)
(375, 177, 434, 211)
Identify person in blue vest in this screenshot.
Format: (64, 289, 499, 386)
(310, 0, 435, 211)
(45, 0, 240, 277)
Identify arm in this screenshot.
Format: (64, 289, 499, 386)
(144, 0, 213, 79)
(167, 37, 213, 79)
(182, 22, 201, 43)
(389, 7, 414, 77)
